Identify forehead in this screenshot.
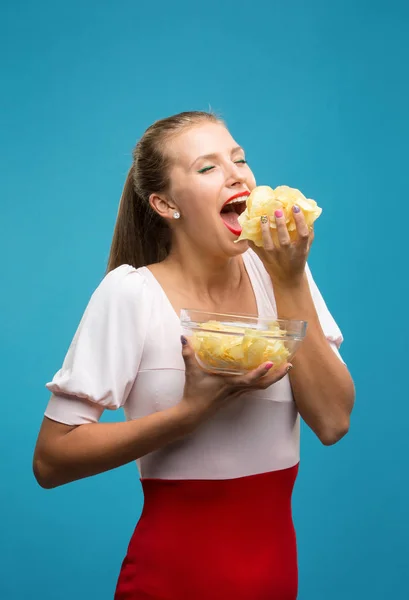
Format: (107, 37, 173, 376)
(168, 122, 238, 165)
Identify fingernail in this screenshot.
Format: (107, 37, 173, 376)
(286, 364, 293, 373)
(265, 362, 274, 371)
(292, 205, 301, 214)
(274, 210, 283, 218)
(181, 335, 188, 346)
(260, 215, 268, 224)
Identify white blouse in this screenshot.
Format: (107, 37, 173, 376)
(45, 250, 344, 481)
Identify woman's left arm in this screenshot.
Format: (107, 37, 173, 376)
(251, 208, 355, 446)
(274, 277, 355, 446)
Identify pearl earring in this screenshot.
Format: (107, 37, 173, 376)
(173, 211, 181, 220)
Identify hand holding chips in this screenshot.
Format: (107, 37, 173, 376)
(236, 185, 322, 247)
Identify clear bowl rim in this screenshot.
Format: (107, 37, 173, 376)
(180, 308, 307, 327)
(185, 327, 305, 342)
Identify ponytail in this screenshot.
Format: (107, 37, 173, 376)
(106, 168, 171, 272)
(107, 111, 222, 273)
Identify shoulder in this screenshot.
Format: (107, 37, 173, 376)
(95, 264, 148, 295)
(88, 265, 151, 311)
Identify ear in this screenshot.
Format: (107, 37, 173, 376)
(149, 193, 178, 221)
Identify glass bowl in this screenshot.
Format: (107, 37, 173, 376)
(180, 309, 307, 375)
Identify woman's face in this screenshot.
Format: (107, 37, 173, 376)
(164, 122, 257, 257)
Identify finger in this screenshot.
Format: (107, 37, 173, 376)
(274, 210, 291, 247)
(307, 228, 314, 254)
(308, 225, 315, 247)
(232, 361, 293, 391)
(233, 361, 276, 387)
(292, 205, 309, 248)
(260, 216, 275, 251)
(180, 336, 198, 371)
(256, 363, 293, 389)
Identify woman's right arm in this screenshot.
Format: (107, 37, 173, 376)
(34, 339, 290, 489)
(33, 267, 166, 488)
(33, 401, 196, 489)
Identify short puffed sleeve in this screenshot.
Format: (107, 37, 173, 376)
(305, 263, 345, 362)
(44, 265, 151, 425)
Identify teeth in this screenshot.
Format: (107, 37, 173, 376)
(225, 196, 249, 206)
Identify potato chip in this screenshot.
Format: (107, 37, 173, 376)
(236, 185, 322, 247)
(191, 321, 290, 372)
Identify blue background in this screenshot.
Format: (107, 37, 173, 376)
(1, 0, 408, 598)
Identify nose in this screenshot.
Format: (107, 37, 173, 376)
(226, 162, 246, 188)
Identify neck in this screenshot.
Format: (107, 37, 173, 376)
(163, 239, 245, 300)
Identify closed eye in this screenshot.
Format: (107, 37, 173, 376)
(198, 158, 247, 173)
(197, 165, 215, 174)
(198, 159, 247, 174)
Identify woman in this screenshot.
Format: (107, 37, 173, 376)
(33, 111, 355, 599)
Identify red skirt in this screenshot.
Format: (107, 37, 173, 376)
(115, 464, 299, 600)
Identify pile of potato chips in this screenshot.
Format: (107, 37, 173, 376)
(191, 320, 290, 373)
(236, 185, 322, 247)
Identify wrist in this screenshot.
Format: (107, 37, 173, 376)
(173, 399, 205, 433)
(270, 271, 308, 292)
(273, 275, 318, 321)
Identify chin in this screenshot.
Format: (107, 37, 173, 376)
(223, 236, 249, 257)
(201, 224, 249, 258)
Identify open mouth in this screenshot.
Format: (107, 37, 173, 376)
(220, 195, 248, 236)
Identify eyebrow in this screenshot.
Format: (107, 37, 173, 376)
(190, 146, 245, 169)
